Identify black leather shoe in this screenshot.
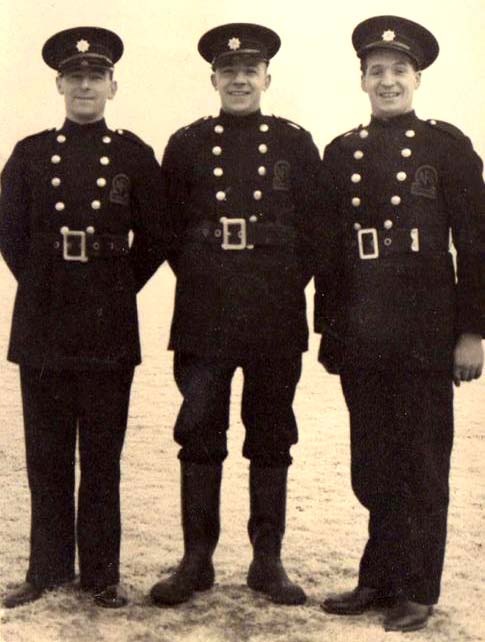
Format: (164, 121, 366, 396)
(93, 584, 128, 608)
(3, 582, 44, 609)
(321, 586, 395, 615)
(384, 599, 432, 632)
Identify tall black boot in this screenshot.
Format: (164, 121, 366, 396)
(247, 465, 306, 605)
(150, 461, 222, 606)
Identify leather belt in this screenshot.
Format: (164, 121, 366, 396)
(32, 229, 129, 262)
(351, 227, 448, 259)
(186, 219, 297, 250)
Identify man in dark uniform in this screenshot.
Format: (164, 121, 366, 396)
(149, 23, 322, 606)
(0, 27, 169, 608)
(315, 16, 484, 632)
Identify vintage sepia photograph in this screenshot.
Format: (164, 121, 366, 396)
(0, 0, 484, 641)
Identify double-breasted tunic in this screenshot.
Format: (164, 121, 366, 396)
(162, 109, 321, 361)
(315, 110, 484, 373)
(0, 117, 169, 370)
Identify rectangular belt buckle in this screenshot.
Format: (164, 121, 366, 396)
(60, 227, 88, 262)
(220, 217, 247, 250)
(357, 228, 379, 260)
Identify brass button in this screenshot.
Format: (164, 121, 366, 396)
(353, 150, 364, 160)
(258, 143, 268, 154)
(396, 171, 407, 181)
(259, 123, 269, 132)
(91, 200, 101, 210)
(249, 215, 258, 222)
(258, 166, 267, 176)
(102, 136, 112, 144)
(55, 201, 65, 211)
(212, 146, 222, 156)
(391, 195, 401, 206)
(100, 156, 110, 165)
(56, 134, 66, 143)
(214, 125, 224, 134)
(97, 177, 107, 187)
(51, 177, 61, 187)
(353, 222, 362, 230)
(351, 197, 361, 207)
(51, 154, 61, 164)
(405, 130, 416, 138)
(253, 190, 263, 200)
(216, 191, 226, 201)
(384, 219, 393, 229)
(359, 129, 369, 139)
(213, 167, 223, 177)
(351, 173, 362, 183)
(401, 148, 412, 158)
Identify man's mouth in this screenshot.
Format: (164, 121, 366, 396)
(379, 92, 400, 98)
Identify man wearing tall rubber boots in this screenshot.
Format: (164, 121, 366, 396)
(315, 16, 484, 632)
(149, 23, 323, 606)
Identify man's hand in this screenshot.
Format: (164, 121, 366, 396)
(453, 333, 484, 386)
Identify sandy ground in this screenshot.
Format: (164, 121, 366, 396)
(0, 263, 484, 642)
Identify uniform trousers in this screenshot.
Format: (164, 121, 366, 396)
(19, 365, 134, 591)
(173, 352, 302, 467)
(340, 368, 454, 604)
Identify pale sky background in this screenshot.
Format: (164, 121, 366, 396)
(0, 0, 484, 166)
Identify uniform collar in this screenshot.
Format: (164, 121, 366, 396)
(369, 110, 418, 129)
(60, 118, 109, 134)
(217, 109, 263, 127)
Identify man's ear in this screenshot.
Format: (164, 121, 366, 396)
(108, 79, 118, 100)
(414, 70, 422, 89)
(211, 72, 218, 91)
(56, 74, 64, 95)
(264, 73, 271, 91)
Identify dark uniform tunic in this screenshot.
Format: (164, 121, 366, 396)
(162, 109, 321, 466)
(315, 111, 484, 604)
(0, 118, 168, 590)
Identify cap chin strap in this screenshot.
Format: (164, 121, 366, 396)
(59, 52, 113, 71)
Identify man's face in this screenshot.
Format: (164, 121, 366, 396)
(211, 57, 271, 116)
(361, 50, 421, 119)
(56, 68, 117, 124)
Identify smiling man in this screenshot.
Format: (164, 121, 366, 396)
(315, 16, 484, 632)
(149, 23, 322, 607)
(0, 27, 170, 609)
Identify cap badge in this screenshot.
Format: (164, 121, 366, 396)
(228, 37, 241, 51)
(382, 30, 396, 42)
(76, 39, 90, 53)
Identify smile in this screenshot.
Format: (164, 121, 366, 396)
(379, 92, 400, 98)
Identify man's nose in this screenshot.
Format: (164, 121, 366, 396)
(380, 70, 395, 85)
(232, 70, 247, 83)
